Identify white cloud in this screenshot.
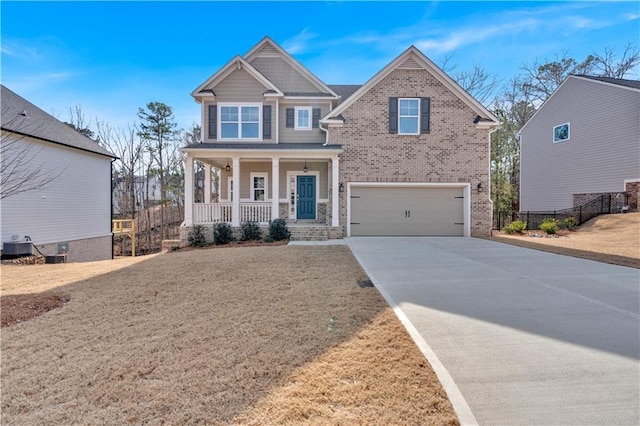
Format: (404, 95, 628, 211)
(282, 28, 318, 54)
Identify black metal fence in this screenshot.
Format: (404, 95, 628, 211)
(495, 194, 626, 231)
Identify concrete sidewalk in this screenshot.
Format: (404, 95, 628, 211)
(347, 237, 639, 425)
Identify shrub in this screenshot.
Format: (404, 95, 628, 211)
(213, 222, 234, 245)
(503, 220, 527, 234)
(263, 235, 275, 243)
(268, 218, 290, 241)
(540, 218, 559, 234)
(240, 221, 262, 241)
(563, 217, 578, 231)
(187, 225, 208, 247)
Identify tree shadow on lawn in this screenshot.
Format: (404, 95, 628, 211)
(1, 246, 442, 424)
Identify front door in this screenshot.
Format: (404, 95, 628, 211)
(296, 176, 316, 219)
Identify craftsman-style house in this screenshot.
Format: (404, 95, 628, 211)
(181, 37, 499, 240)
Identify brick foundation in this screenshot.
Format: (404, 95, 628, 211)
(625, 181, 639, 212)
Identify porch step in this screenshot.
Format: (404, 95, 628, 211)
(288, 226, 343, 241)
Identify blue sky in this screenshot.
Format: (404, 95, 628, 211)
(2, 1, 638, 132)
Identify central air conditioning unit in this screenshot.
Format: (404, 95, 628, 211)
(2, 241, 33, 256)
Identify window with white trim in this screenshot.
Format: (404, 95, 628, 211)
(398, 98, 420, 135)
(219, 104, 261, 140)
(295, 106, 312, 130)
(227, 178, 234, 202)
(251, 173, 268, 201)
(553, 123, 570, 143)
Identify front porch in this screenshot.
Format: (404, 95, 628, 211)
(182, 144, 343, 235)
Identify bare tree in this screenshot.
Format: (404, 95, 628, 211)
(441, 54, 501, 105)
(1, 109, 66, 199)
(592, 43, 640, 78)
(521, 52, 596, 103)
(97, 121, 144, 218)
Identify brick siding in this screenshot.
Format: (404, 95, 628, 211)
(625, 181, 639, 212)
(330, 68, 493, 236)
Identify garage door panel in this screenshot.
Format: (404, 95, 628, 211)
(350, 186, 464, 236)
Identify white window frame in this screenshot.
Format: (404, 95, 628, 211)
(250, 172, 269, 202)
(218, 102, 262, 141)
(294, 106, 312, 130)
(227, 177, 234, 202)
(398, 98, 420, 135)
(553, 122, 570, 143)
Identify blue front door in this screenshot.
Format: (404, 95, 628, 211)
(297, 176, 316, 219)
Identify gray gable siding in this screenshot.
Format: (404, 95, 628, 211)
(520, 77, 640, 211)
(204, 68, 275, 143)
(279, 103, 330, 143)
(211, 68, 268, 102)
(249, 57, 322, 94)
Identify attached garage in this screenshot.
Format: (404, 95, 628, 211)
(348, 184, 469, 236)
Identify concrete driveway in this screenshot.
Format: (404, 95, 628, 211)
(347, 237, 639, 426)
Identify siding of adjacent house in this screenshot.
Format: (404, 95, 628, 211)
(330, 67, 493, 237)
(1, 133, 113, 261)
(520, 77, 640, 211)
(218, 161, 329, 201)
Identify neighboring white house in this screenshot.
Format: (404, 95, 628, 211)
(1, 85, 116, 262)
(520, 75, 640, 212)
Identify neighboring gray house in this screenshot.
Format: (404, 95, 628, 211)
(1, 85, 116, 262)
(181, 37, 499, 240)
(520, 75, 640, 212)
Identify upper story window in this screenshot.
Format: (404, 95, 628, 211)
(398, 98, 420, 135)
(553, 123, 570, 143)
(286, 107, 321, 130)
(389, 97, 430, 135)
(219, 103, 262, 140)
(295, 107, 312, 130)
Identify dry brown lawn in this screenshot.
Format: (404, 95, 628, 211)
(1, 246, 457, 425)
(491, 212, 640, 268)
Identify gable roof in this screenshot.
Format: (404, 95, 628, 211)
(191, 55, 283, 98)
(243, 36, 339, 99)
(519, 74, 640, 134)
(324, 46, 500, 127)
(329, 85, 362, 104)
(1, 85, 115, 158)
(572, 74, 640, 90)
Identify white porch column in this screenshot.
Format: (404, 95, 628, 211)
(271, 157, 280, 220)
(204, 164, 212, 204)
(231, 157, 240, 227)
(331, 156, 340, 227)
(184, 155, 194, 225)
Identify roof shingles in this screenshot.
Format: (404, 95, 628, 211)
(1, 85, 114, 158)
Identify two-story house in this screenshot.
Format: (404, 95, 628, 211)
(181, 37, 499, 240)
(520, 75, 640, 213)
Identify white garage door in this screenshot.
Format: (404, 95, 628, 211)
(350, 186, 465, 236)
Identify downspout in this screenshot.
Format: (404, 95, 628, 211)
(111, 158, 115, 259)
(487, 126, 499, 235)
(320, 121, 329, 146)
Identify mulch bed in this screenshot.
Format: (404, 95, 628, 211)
(1, 293, 69, 328)
(486, 236, 640, 269)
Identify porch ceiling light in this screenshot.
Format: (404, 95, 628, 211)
(225, 160, 231, 172)
(303, 159, 308, 173)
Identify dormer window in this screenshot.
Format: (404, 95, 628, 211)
(218, 103, 262, 140)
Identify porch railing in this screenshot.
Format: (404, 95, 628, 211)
(193, 203, 232, 224)
(240, 203, 272, 223)
(192, 202, 272, 224)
